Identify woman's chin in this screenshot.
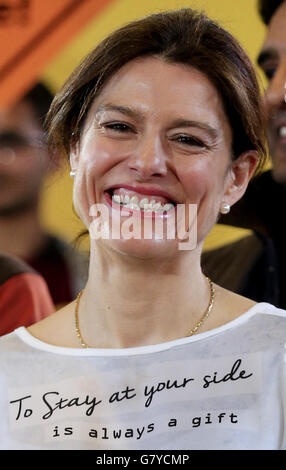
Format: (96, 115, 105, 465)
(97, 236, 180, 260)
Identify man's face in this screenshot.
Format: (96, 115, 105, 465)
(0, 99, 49, 216)
(258, 1, 286, 183)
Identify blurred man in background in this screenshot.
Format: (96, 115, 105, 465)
(0, 82, 88, 309)
(203, 0, 286, 309)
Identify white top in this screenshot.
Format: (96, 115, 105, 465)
(0, 302, 286, 450)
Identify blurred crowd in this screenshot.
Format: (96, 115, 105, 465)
(0, 82, 88, 335)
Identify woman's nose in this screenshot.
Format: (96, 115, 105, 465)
(264, 59, 286, 116)
(127, 135, 168, 178)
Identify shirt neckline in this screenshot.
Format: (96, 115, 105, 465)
(13, 302, 280, 357)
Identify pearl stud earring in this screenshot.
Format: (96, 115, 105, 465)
(220, 202, 230, 214)
(70, 170, 76, 178)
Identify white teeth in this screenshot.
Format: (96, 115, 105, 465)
(152, 202, 162, 210)
(124, 203, 140, 210)
(129, 195, 139, 204)
(162, 203, 174, 211)
(139, 198, 149, 208)
(280, 126, 286, 137)
(143, 204, 154, 212)
(112, 194, 121, 204)
(111, 192, 175, 212)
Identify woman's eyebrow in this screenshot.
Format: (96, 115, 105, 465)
(95, 104, 219, 139)
(170, 119, 219, 139)
(95, 103, 144, 121)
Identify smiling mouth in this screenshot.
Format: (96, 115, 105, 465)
(105, 188, 177, 213)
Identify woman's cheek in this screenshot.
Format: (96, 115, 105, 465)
(179, 165, 209, 203)
(179, 164, 222, 242)
(72, 170, 92, 228)
(72, 147, 116, 227)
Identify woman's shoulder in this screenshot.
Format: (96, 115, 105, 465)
(27, 300, 80, 348)
(210, 284, 286, 330)
(203, 284, 256, 332)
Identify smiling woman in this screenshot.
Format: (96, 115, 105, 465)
(0, 8, 286, 451)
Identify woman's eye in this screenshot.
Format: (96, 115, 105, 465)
(104, 122, 132, 132)
(173, 135, 206, 147)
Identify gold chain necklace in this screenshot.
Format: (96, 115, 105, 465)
(74, 277, 215, 348)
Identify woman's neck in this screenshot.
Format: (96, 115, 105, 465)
(77, 243, 210, 348)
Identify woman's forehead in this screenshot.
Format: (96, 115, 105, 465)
(85, 56, 229, 130)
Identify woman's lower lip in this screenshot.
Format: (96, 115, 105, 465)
(104, 192, 176, 218)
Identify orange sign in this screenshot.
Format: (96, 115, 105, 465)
(0, 0, 114, 107)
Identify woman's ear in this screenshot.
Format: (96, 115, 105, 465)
(69, 140, 80, 174)
(223, 150, 258, 207)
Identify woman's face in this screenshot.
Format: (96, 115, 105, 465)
(70, 56, 255, 259)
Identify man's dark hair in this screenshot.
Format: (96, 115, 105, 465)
(24, 82, 54, 126)
(258, 0, 284, 25)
